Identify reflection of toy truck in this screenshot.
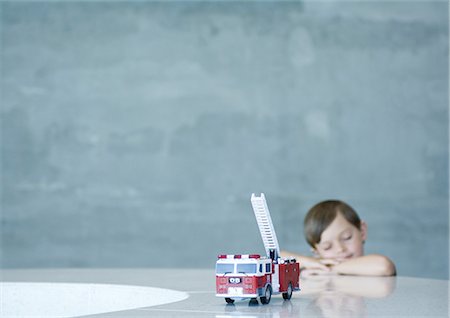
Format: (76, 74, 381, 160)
(215, 193, 300, 304)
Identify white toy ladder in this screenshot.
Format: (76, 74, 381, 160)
(251, 193, 280, 261)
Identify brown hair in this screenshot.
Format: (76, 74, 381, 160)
(304, 200, 361, 247)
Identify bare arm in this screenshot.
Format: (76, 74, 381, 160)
(281, 250, 333, 276)
(331, 254, 396, 276)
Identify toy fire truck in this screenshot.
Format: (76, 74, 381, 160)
(215, 193, 300, 305)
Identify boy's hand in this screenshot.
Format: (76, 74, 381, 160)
(280, 251, 343, 276)
(300, 256, 337, 277)
(319, 258, 342, 266)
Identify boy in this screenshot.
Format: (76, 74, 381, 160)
(282, 200, 396, 276)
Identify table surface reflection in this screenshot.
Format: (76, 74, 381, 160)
(2, 268, 448, 317)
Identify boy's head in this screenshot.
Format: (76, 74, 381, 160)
(304, 200, 367, 260)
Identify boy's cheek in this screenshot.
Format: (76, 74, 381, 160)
(350, 242, 364, 257)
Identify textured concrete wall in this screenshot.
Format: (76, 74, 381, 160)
(1, 1, 448, 279)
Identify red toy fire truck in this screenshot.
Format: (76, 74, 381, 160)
(215, 193, 300, 305)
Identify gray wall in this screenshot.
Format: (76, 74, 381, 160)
(1, 1, 448, 279)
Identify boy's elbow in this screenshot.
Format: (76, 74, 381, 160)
(378, 256, 396, 276)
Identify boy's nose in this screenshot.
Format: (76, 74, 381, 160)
(335, 242, 346, 253)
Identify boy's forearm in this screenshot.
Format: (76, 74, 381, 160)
(280, 250, 309, 263)
(331, 254, 396, 276)
(280, 250, 303, 258)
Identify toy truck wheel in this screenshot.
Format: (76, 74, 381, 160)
(282, 282, 293, 300)
(225, 298, 234, 304)
(249, 298, 259, 305)
(260, 284, 272, 305)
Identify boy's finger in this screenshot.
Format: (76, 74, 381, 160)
(307, 261, 331, 271)
(320, 258, 340, 266)
(317, 263, 331, 271)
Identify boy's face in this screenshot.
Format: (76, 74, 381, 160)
(314, 212, 367, 260)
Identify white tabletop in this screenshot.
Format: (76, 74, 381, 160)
(2, 268, 448, 317)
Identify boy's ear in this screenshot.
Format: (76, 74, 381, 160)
(360, 220, 368, 242)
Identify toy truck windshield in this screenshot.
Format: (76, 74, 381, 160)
(216, 263, 258, 274)
(237, 264, 257, 274)
(216, 264, 234, 274)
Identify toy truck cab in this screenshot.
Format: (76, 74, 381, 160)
(216, 254, 273, 304)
